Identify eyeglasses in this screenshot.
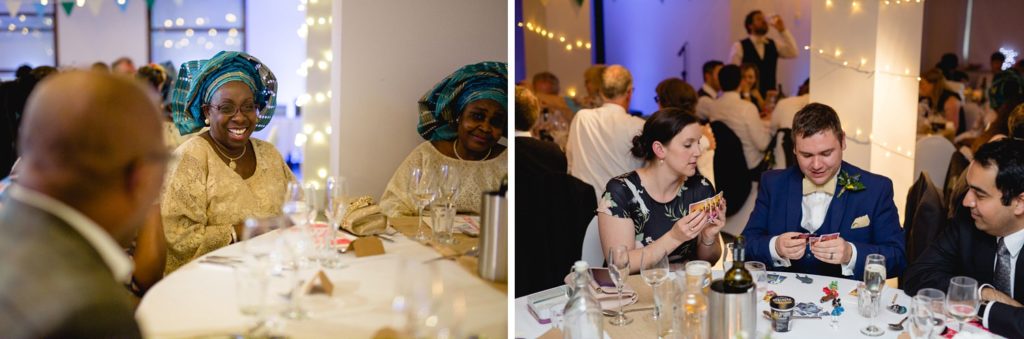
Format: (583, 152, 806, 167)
(654, 95, 660, 104)
(209, 102, 257, 117)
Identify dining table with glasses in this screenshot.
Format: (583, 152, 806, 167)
(136, 216, 507, 338)
(515, 269, 1003, 339)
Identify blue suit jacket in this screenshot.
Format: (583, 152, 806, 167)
(741, 162, 906, 279)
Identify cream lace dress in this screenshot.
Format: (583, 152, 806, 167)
(380, 141, 507, 217)
(162, 137, 296, 273)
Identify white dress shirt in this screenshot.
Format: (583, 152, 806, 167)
(978, 228, 1019, 329)
(709, 91, 772, 168)
(770, 94, 809, 131)
(514, 130, 533, 138)
(767, 172, 859, 276)
(7, 185, 133, 283)
(566, 103, 645, 202)
(728, 31, 800, 66)
(696, 83, 719, 120)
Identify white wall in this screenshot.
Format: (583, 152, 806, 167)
(521, 0, 591, 99)
(331, 0, 507, 198)
(247, 0, 306, 118)
(56, 0, 147, 67)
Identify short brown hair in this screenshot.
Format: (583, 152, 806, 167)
(515, 86, 540, 131)
(792, 102, 844, 140)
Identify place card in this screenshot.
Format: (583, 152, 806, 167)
(352, 236, 385, 257)
(304, 270, 334, 296)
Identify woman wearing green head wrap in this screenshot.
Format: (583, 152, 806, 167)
(381, 61, 508, 216)
(162, 51, 296, 273)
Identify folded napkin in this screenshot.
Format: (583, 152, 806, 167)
(563, 272, 638, 311)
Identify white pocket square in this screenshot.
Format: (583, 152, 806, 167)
(851, 215, 870, 229)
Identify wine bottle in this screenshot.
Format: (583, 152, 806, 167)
(723, 236, 753, 293)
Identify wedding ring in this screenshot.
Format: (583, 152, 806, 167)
(829, 252, 834, 260)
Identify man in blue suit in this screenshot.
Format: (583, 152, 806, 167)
(741, 103, 906, 279)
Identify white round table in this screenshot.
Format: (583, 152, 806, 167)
(137, 224, 507, 338)
(516, 270, 923, 339)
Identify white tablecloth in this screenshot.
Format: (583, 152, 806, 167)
(516, 270, 924, 339)
(137, 231, 507, 338)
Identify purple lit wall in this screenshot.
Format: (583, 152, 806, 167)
(601, 0, 811, 116)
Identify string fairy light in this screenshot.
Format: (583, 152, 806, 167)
(517, 21, 591, 54)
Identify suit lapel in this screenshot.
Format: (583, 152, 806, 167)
(786, 169, 803, 233)
(823, 163, 850, 235)
(974, 231, 997, 286)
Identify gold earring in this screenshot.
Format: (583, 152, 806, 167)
(204, 118, 209, 125)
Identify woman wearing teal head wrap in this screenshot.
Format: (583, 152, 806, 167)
(381, 62, 509, 217)
(162, 51, 296, 273)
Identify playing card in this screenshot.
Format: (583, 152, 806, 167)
(808, 236, 821, 246)
(791, 233, 812, 240)
(819, 233, 840, 242)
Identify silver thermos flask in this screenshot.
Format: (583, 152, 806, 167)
(477, 178, 507, 282)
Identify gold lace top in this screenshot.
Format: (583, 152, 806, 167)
(161, 137, 296, 273)
(380, 141, 507, 217)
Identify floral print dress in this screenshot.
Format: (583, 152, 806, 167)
(597, 171, 716, 263)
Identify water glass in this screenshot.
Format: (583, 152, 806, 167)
(860, 254, 886, 336)
(408, 166, 438, 242)
(745, 261, 767, 289)
(684, 260, 711, 295)
(916, 288, 947, 333)
(909, 295, 935, 339)
(430, 202, 457, 245)
(235, 262, 270, 316)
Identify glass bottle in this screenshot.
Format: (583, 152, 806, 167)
(563, 261, 603, 339)
(723, 236, 753, 293)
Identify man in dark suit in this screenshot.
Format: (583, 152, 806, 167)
(742, 103, 906, 279)
(515, 86, 567, 176)
(0, 71, 169, 337)
(904, 138, 1024, 338)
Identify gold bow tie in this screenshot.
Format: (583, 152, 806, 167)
(802, 176, 837, 196)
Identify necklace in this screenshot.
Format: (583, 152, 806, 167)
(453, 139, 491, 161)
(210, 137, 247, 169)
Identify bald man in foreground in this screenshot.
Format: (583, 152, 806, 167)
(0, 71, 168, 338)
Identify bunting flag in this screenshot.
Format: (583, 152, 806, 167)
(144, 0, 153, 9)
(60, 0, 72, 15)
(86, 0, 101, 15)
(6, 0, 23, 17)
(116, 0, 127, 12)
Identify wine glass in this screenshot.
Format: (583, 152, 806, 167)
(860, 254, 886, 336)
(946, 276, 979, 333)
(641, 248, 669, 334)
(437, 164, 461, 209)
(282, 181, 312, 227)
(408, 166, 438, 243)
(325, 176, 349, 228)
(607, 245, 633, 326)
(909, 295, 935, 339)
(916, 288, 947, 334)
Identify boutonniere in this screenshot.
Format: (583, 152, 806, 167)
(837, 171, 865, 198)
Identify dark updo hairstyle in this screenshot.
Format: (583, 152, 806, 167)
(630, 107, 701, 161)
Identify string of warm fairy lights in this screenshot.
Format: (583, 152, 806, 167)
(817, 0, 924, 160)
(516, 21, 591, 53)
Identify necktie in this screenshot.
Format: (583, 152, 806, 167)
(995, 238, 1013, 297)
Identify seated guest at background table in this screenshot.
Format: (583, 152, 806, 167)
(567, 64, 645, 202)
(598, 107, 724, 273)
(112, 56, 136, 74)
(515, 86, 566, 176)
(904, 138, 1024, 338)
(571, 64, 606, 111)
(739, 63, 767, 113)
(709, 64, 771, 171)
(741, 103, 906, 279)
(381, 61, 508, 217)
(162, 51, 295, 273)
(0, 71, 168, 337)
